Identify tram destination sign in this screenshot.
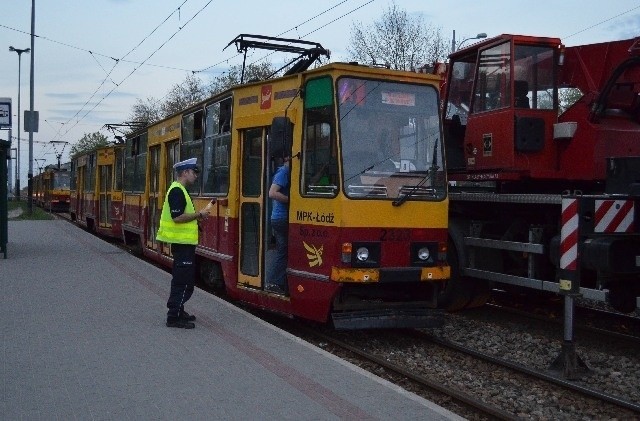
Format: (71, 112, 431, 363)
(0, 97, 11, 128)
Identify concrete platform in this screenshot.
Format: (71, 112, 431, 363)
(1, 220, 463, 420)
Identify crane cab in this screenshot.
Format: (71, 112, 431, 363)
(444, 34, 640, 188)
(444, 34, 563, 183)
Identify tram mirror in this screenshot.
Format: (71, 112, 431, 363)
(270, 117, 292, 158)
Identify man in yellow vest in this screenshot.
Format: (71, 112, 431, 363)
(157, 158, 210, 329)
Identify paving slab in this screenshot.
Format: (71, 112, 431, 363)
(1, 220, 464, 420)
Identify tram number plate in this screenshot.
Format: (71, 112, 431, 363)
(380, 229, 410, 241)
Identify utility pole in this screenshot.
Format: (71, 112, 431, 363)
(9, 46, 30, 200)
(27, 0, 36, 214)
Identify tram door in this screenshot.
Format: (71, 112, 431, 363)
(237, 128, 267, 289)
(98, 164, 112, 229)
(146, 145, 160, 250)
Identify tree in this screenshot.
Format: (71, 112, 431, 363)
(126, 62, 276, 126)
(128, 97, 162, 126)
(160, 73, 207, 118)
(69, 132, 110, 158)
(348, 2, 449, 71)
(207, 61, 276, 96)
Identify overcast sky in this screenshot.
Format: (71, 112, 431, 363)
(2, 0, 639, 184)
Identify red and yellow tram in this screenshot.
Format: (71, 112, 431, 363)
(70, 144, 124, 238)
(120, 59, 449, 329)
(33, 166, 71, 212)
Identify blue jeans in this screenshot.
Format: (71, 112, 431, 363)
(268, 218, 288, 287)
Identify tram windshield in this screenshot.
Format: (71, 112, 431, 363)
(337, 77, 445, 200)
(54, 172, 70, 190)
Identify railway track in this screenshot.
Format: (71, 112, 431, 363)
(484, 301, 640, 346)
(316, 330, 515, 420)
(260, 317, 515, 421)
(275, 319, 640, 419)
(405, 329, 640, 415)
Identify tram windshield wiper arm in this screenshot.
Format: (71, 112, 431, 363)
(392, 140, 439, 207)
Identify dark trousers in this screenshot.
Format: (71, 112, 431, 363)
(267, 218, 288, 288)
(166, 244, 196, 320)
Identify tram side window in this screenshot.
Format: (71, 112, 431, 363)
(242, 128, 263, 197)
(124, 134, 147, 192)
(302, 107, 337, 196)
(182, 110, 204, 195)
(302, 76, 337, 197)
(70, 162, 76, 190)
(114, 148, 123, 191)
(166, 141, 179, 187)
(84, 154, 96, 192)
(203, 98, 232, 195)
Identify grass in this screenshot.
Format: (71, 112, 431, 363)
(7, 200, 54, 220)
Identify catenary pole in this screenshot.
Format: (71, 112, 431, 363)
(27, 0, 35, 214)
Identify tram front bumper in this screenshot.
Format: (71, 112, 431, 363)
(331, 307, 445, 330)
(330, 266, 450, 283)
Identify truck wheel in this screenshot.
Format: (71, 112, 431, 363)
(438, 239, 472, 311)
(608, 281, 639, 313)
(464, 280, 491, 309)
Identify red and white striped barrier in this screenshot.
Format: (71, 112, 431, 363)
(594, 200, 634, 233)
(560, 198, 578, 271)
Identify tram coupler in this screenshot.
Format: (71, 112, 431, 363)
(548, 294, 591, 379)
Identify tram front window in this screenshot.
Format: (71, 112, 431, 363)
(54, 173, 70, 189)
(338, 78, 445, 200)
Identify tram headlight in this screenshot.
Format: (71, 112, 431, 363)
(411, 242, 436, 266)
(417, 247, 430, 261)
(356, 247, 369, 262)
(348, 242, 380, 267)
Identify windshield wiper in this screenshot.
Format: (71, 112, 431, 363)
(392, 140, 439, 207)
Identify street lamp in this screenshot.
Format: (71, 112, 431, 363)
(9, 46, 30, 200)
(455, 32, 487, 52)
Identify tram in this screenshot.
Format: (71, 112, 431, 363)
(33, 165, 71, 212)
(70, 144, 125, 239)
(119, 35, 450, 329)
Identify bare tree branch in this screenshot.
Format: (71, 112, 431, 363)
(348, 2, 449, 71)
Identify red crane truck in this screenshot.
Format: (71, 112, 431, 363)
(441, 34, 640, 317)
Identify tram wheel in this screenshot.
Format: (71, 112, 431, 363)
(200, 260, 225, 292)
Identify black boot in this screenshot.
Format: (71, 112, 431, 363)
(166, 318, 195, 329)
(180, 310, 196, 322)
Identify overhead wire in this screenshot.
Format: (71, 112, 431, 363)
(562, 5, 640, 40)
(52, 0, 211, 143)
(156, 1, 368, 104)
(6, 0, 637, 173)
(25, 0, 375, 166)
(243, 0, 375, 71)
(194, 0, 360, 74)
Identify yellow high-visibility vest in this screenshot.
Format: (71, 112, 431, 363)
(156, 182, 198, 245)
